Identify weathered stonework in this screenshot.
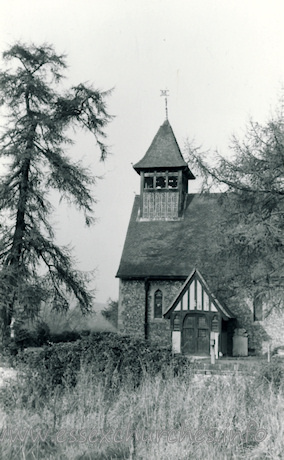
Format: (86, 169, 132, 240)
(118, 278, 184, 347)
(118, 279, 145, 338)
(229, 292, 284, 354)
(147, 280, 184, 346)
(118, 277, 284, 355)
(147, 280, 184, 320)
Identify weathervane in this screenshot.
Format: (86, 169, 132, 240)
(160, 89, 169, 120)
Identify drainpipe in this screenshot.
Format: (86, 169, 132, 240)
(144, 278, 150, 340)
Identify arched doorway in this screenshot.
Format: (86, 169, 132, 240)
(182, 313, 210, 355)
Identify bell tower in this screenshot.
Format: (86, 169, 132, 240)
(133, 119, 195, 220)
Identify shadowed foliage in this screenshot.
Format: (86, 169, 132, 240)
(0, 43, 113, 346)
(185, 100, 284, 308)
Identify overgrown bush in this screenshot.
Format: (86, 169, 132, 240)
(101, 298, 118, 328)
(13, 332, 191, 401)
(35, 321, 51, 346)
(14, 327, 38, 349)
(256, 358, 284, 390)
(49, 330, 81, 343)
(6, 325, 89, 359)
(2, 333, 284, 459)
(10, 320, 51, 352)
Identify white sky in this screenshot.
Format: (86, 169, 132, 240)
(0, 1, 284, 303)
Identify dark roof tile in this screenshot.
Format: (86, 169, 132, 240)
(116, 193, 222, 278)
(133, 120, 194, 178)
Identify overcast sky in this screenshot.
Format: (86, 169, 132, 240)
(0, 1, 284, 304)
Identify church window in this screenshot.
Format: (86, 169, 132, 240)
(154, 289, 163, 318)
(156, 176, 166, 189)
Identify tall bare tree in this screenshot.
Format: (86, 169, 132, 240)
(0, 43, 112, 346)
(185, 102, 284, 307)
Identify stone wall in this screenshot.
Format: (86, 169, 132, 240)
(147, 279, 184, 347)
(118, 279, 145, 338)
(118, 278, 284, 355)
(118, 278, 184, 347)
(229, 292, 284, 354)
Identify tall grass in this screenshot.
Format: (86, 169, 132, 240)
(0, 335, 283, 459)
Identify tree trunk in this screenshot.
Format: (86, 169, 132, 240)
(1, 120, 36, 349)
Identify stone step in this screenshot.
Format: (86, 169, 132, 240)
(190, 361, 263, 375)
(192, 369, 245, 376)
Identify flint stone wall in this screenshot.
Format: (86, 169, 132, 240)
(118, 279, 184, 347)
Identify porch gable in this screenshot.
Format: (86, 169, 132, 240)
(163, 268, 234, 320)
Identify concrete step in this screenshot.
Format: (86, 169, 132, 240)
(189, 360, 264, 375)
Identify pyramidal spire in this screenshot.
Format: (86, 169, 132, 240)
(133, 118, 194, 178)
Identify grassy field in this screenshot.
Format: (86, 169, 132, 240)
(0, 332, 283, 459)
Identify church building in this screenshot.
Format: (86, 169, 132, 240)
(116, 118, 284, 357)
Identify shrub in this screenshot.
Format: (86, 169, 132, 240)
(49, 330, 81, 343)
(101, 298, 118, 328)
(14, 332, 192, 399)
(7, 320, 50, 355)
(256, 358, 284, 390)
(35, 321, 51, 346)
(14, 327, 38, 349)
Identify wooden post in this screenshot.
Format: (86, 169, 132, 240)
(215, 332, 219, 360)
(210, 331, 215, 365)
(140, 171, 144, 218)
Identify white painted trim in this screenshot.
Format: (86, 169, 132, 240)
(164, 268, 234, 319)
(172, 331, 181, 354)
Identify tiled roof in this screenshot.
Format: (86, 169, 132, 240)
(133, 119, 195, 178)
(116, 193, 223, 279)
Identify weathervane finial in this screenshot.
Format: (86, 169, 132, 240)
(160, 89, 169, 120)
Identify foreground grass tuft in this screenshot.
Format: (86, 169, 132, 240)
(0, 332, 284, 459)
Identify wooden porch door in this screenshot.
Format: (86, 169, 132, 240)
(182, 314, 210, 355)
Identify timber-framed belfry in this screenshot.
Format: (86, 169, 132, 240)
(116, 117, 284, 357)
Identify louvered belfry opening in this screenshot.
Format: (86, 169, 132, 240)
(142, 171, 180, 219)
